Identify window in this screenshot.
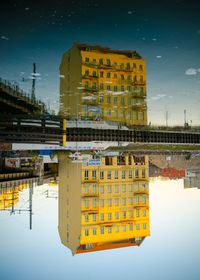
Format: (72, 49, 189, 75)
(143, 210, 146, 217)
(141, 112, 144, 121)
(136, 224, 140, 230)
(140, 87, 144, 94)
(140, 75, 143, 82)
(101, 214, 104, 221)
(115, 185, 119, 193)
(85, 170, 89, 180)
(114, 111, 118, 118)
(121, 74, 124, 80)
(136, 209, 140, 217)
(122, 211, 126, 219)
(120, 63, 124, 68)
(129, 210, 133, 218)
(115, 226, 119, 232)
(122, 198, 126, 206)
(136, 181, 139, 191)
(127, 75, 131, 80)
(136, 195, 140, 205)
(85, 81, 89, 88)
(107, 72, 111, 78)
(85, 186, 89, 194)
(107, 59, 111, 65)
(107, 109, 111, 117)
(93, 71, 97, 77)
(128, 98, 131, 105)
(85, 229, 89, 236)
(85, 70, 89, 75)
(135, 169, 139, 178)
(122, 184, 126, 192)
(115, 212, 119, 219)
(100, 71, 104, 77)
(108, 199, 112, 207)
(143, 223, 146, 229)
(122, 170, 126, 179)
(134, 86, 137, 95)
(128, 111, 131, 120)
(107, 96, 111, 103)
(121, 86, 124, 92)
(114, 96, 118, 103)
(92, 170, 96, 179)
(93, 228, 97, 235)
(85, 57, 89, 62)
(107, 171, 111, 179)
(142, 169, 145, 178)
(115, 170, 118, 179)
(108, 227, 112, 233)
(129, 223, 133, 231)
(93, 214, 96, 221)
(108, 213, 112, 220)
(115, 198, 119, 206)
(143, 196, 146, 204)
(114, 86, 118, 92)
(139, 65, 143, 70)
(107, 185, 112, 193)
(92, 82, 96, 89)
(84, 199, 89, 208)
(99, 58, 103, 65)
(129, 184, 133, 192)
(114, 73, 117, 78)
(99, 96, 103, 104)
(121, 111, 125, 118)
(123, 225, 126, 232)
(99, 171, 103, 180)
(129, 198, 133, 205)
(101, 226, 104, 234)
(107, 85, 111, 90)
(93, 184, 97, 194)
(133, 63, 136, 68)
(85, 215, 89, 222)
(134, 75, 137, 82)
(100, 199, 104, 207)
(93, 198, 97, 208)
(93, 58, 96, 63)
(126, 63, 130, 70)
(129, 170, 132, 178)
(100, 185, 104, 194)
(127, 86, 131, 92)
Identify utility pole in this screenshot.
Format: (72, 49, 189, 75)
(31, 63, 36, 101)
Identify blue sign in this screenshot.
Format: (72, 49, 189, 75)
(39, 150, 52, 156)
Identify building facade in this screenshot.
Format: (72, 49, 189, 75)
(58, 154, 150, 255)
(60, 42, 147, 126)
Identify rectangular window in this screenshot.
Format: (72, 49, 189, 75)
(85, 57, 89, 62)
(108, 199, 112, 207)
(101, 214, 104, 221)
(127, 63, 130, 70)
(85, 170, 89, 180)
(92, 82, 96, 89)
(122, 170, 126, 179)
(101, 226, 104, 234)
(128, 98, 131, 105)
(85, 70, 89, 76)
(127, 86, 131, 92)
(85, 215, 89, 222)
(85, 229, 89, 236)
(107, 171, 111, 179)
(114, 111, 118, 118)
(108, 227, 112, 233)
(136, 224, 140, 230)
(121, 111, 125, 118)
(121, 86, 124, 92)
(115, 212, 119, 219)
(115, 198, 119, 206)
(107, 109, 111, 117)
(121, 74, 124, 80)
(134, 86, 137, 94)
(115, 170, 118, 179)
(108, 213, 112, 220)
(100, 199, 104, 207)
(107, 59, 111, 65)
(114, 86, 118, 92)
(143, 196, 146, 204)
(139, 65, 143, 70)
(129, 170, 132, 178)
(143, 210, 146, 217)
(122, 184, 126, 192)
(141, 112, 144, 121)
(133, 63, 136, 68)
(115, 185, 119, 193)
(100, 185, 104, 194)
(122, 211, 126, 219)
(93, 71, 97, 77)
(100, 71, 104, 77)
(140, 75, 143, 82)
(85, 186, 89, 194)
(84, 199, 89, 208)
(123, 225, 126, 232)
(122, 198, 126, 206)
(129, 184, 133, 192)
(143, 223, 147, 229)
(135, 169, 139, 178)
(93, 184, 97, 194)
(136, 181, 139, 191)
(129, 198, 133, 205)
(93, 228, 97, 235)
(129, 223, 133, 231)
(128, 111, 131, 120)
(136, 195, 140, 205)
(107, 72, 111, 78)
(107, 96, 111, 103)
(140, 87, 144, 94)
(99, 58, 103, 65)
(114, 73, 117, 78)
(115, 226, 119, 232)
(129, 210, 133, 218)
(93, 198, 97, 208)
(135, 111, 138, 121)
(142, 184, 146, 191)
(107, 185, 112, 193)
(100, 83, 104, 90)
(107, 85, 111, 90)
(142, 169, 145, 178)
(134, 75, 137, 82)
(93, 214, 96, 221)
(92, 170, 96, 180)
(136, 209, 140, 217)
(114, 97, 118, 103)
(100, 171, 104, 179)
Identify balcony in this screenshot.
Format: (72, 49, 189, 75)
(131, 81, 146, 86)
(82, 75, 98, 80)
(132, 104, 147, 110)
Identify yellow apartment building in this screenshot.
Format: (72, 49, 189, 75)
(58, 153, 150, 255)
(60, 42, 147, 126)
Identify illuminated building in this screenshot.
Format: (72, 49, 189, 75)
(60, 42, 147, 126)
(58, 154, 150, 255)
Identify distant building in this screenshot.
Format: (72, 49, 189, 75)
(60, 42, 147, 126)
(58, 154, 150, 255)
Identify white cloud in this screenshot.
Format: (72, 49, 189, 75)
(156, 55, 162, 59)
(185, 68, 197, 75)
(1, 35, 9, 40)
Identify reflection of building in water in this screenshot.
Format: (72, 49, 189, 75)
(0, 183, 26, 210)
(59, 154, 150, 255)
(184, 171, 200, 189)
(60, 42, 147, 126)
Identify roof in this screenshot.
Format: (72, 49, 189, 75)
(74, 42, 142, 59)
